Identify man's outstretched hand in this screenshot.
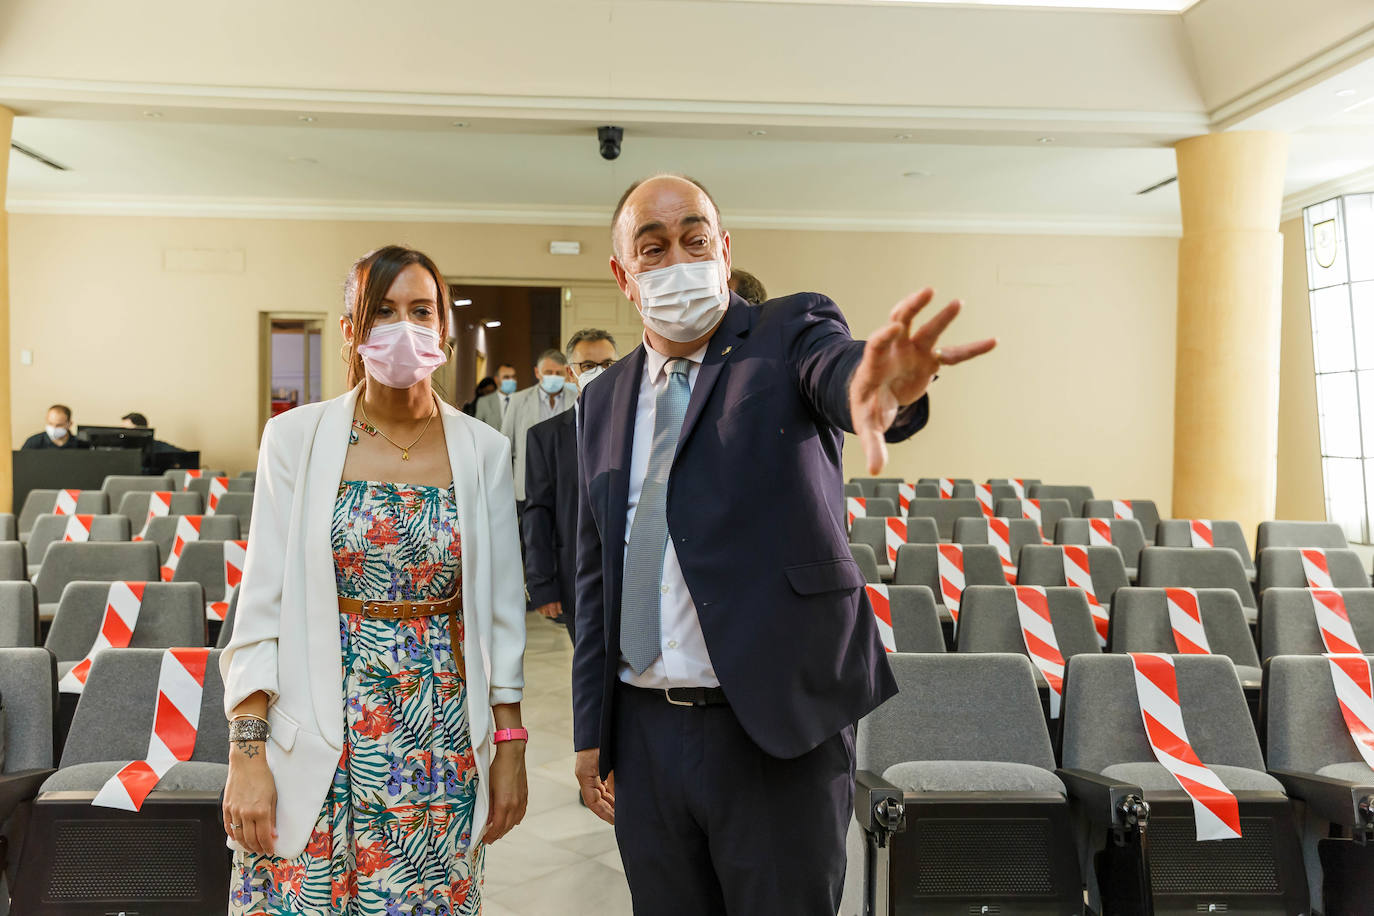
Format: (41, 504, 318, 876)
(850, 288, 997, 475)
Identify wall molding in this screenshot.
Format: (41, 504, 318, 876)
(1281, 164, 1374, 221)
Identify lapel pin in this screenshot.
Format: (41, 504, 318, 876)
(721, 346, 733, 356)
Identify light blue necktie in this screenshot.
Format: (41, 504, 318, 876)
(621, 358, 691, 674)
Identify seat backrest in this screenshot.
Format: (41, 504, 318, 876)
(957, 585, 1102, 661)
(858, 653, 1054, 774)
(953, 517, 1042, 566)
(163, 469, 228, 491)
(1110, 587, 1259, 668)
(172, 541, 231, 600)
(142, 515, 242, 564)
(1257, 547, 1370, 592)
(1027, 484, 1094, 515)
(1138, 546, 1255, 610)
(46, 582, 206, 661)
(843, 482, 863, 498)
(1265, 654, 1374, 773)
(989, 478, 1042, 491)
(1256, 520, 1347, 553)
(116, 490, 203, 528)
(994, 498, 1073, 541)
(0, 647, 57, 771)
(0, 582, 39, 648)
(1061, 654, 1263, 774)
(1017, 545, 1130, 607)
(852, 517, 940, 565)
(848, 477, 902, 498)
(1259, 587, 1374, 662)
(101, 475, 174, 515)
(1155, 519, 1255, 573)
(883, 585, 945, 652)
(216, 588, 240, 649)
(27, 513, 130, 568)
(850, 543, 881, 583)
(0, 543, 24, 581)
(213, 493, 256, 537)
(905, 498, 983, 540)
(874, 482, 939, 504)
(236, 470, 256, 479)
(1082, 499, 1160, 541)
(0, 513, 16, 541)
(33, 542, 160, 604)
(952, 483, 1015, 504)
(62, 647, 227, 767)
(1055, 518, 1146, 571)
(18, 489, 109, 536)
(892, 543, 1007, 594)
(917, 477, 974, 487)
(228, 478, 255, 493)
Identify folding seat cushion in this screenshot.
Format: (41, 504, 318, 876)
(213, 492, 256, 538)
(0, 514, 16, 541)
(1256, 520, 1347, 553)
(1027, 483, 1094, 516)
(0, 581, 39, 649)
(1156, 519, 1256, 581)
(892, 543, 1005, 627)
(1110, 587, 1261, 687)
(1083, 498, 1160, 542)
(1138, 546, 1256, 616)
(851, 516, 939, 579)
(1056, 517, 1146, 579)
(864, 584, 944, 653)
(142, 514, 241, 566)
(954, 516, 1040, 579)
(0, 543, 26, 582)
(904, 498, 982, 541)
(117, 490, 203, 531)
(18, 489, 107, 541)
(995, 498, 1072, 543)
(1017, 544, 1129, 610)
(46, 582, 207, 681)
(33, 542, 160, 620)
(1257, 547, 1370, 592)
(25, 513, 130, 577)
(956, 585, 1100, 697)
(850, 543, 881, 584)
(1259, 587, 1374, 662)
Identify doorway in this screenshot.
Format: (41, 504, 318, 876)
(260, 314, 324, 425)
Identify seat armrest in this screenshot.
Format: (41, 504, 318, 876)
(0, 768, 58, 820)
(1057, 768, 1148, 829)
(1269, 768, 1374, 837)
(855, 768, 904, 837)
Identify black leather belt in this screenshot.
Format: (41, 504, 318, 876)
(627, 685, 730, 708)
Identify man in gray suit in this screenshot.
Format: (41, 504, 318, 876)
(501, 349, 574, 511)
(475, 362, 519, 429)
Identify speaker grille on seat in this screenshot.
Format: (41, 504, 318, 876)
(48, 819, 201, 901)
(911, 819, 1055, 896)
(1148, 817, 1279, 894)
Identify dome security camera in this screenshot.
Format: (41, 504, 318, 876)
(598, 126, 624, 161)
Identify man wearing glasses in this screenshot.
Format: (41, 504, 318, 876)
(522, 328, 618, 644)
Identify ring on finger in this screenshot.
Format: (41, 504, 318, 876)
(933, 347, 944, 365)
(231, 823, 243, 830)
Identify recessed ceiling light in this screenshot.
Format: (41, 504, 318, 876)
(451, 121, 469, 128)
(484, 320, 502, 328)
(894, 133, 913, 140)
(749, 129, 768, 136)
(1037, 136, 1055, 144)
(902, 170, 930, 179)
(298, 115, 317, 123)
(453, 299, 473, 307)
(143, 111, 163, 118)
(1336, 88, 1359, 98)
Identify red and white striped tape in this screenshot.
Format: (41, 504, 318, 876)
(1129, 653, 1242, 841)
(866, 584, 895, 653)
(206, 540, 247, 621)
(896, 483, 915, 514)
(92, 647, 210, 811)
(1017, 499, 1049, 544)
(134, 492, 173, 541)
(1188, 519, 1214, 548)
(160, 515, 204, 581)
(1311, 589, 1362, 655)
(1301, 549, 1334, 589)
(1325, 654, 1374, 770)
(1112, 499, 1134, 520)
(1089, 518, 1114, 546)
(58, 582, 147, 694)
(1062, 545, 1109, 647)
(1009, 479, 1027, 499)
(180, 469, 204, 490)
(974, 484, 996, 519)
(884, 518, 906, 565)
(987, 517, 1018, 584)
(1014, 585, 1065, 718)
(53, 488, 81, 516)
(846, 497, 867, 529)
(938, 478, 956, 499)
(205, 476, 230, 515)
(63, 514, 94, 543)
(937, 544, 967, 627)
(1165, 587, 1211, 655)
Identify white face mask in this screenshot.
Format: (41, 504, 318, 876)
(576, 365, 605, 393)
(539, 373, 567, 395)
(46, 424, 68, 441)
(632, 259, 729, 343)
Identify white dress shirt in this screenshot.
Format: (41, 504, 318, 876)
(618, 337, 719, 689)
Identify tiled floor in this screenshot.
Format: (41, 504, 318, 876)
(482, 614, 634, 916)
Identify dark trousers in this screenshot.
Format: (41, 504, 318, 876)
(612, 684, 854, 916)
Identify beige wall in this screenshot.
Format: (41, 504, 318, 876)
(1275, 216, 1327, 520)
(8, 212, 1180, 506)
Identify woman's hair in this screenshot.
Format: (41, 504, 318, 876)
(343, 245, 452, 389)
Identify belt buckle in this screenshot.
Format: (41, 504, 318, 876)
(664, 688, 696, 708)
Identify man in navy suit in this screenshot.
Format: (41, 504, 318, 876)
(523, 328, 619, 644)
(573, 174, 996, 915)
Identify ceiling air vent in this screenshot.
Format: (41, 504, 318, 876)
(1137, 175, 1177, 195)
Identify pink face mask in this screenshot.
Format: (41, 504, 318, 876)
(355, 321, 447, 389)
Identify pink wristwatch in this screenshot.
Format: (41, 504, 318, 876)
(493, 728, 529, 744)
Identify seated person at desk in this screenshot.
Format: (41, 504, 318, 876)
(21, 404, 88, 450)
(121, 412, 187, 453)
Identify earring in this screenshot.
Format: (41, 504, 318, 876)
(341, 340, 353, 361)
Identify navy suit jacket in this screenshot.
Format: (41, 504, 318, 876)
(522, 408, 579, 611)
(573, 292, 928, 774)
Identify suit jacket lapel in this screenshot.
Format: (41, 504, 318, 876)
(604, 346, 645, 604)
(675, 296, 754, 462)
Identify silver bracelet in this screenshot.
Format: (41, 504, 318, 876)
(229, 717, 270, 744)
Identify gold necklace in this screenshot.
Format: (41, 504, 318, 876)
(358, 394, 438, 461)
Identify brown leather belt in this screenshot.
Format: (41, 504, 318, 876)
(339, 593, 465, 680)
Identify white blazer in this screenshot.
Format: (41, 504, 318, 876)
(219, 382, 527, 860)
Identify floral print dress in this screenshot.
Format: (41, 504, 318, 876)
(230, 479, 482, 916)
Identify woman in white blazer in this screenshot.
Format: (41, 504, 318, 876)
(220, 245, 528, 915)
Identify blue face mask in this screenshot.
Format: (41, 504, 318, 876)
(539, 374, 567, 395)
(499, 378, 517, 395)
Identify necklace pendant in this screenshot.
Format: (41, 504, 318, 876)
(402, 450, 409, 461)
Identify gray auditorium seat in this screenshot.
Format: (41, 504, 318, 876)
(33, 542, 160, 621)
(1056, 517, 1146, 580)
(873, 585, 945, 653)
(142, 514, 241, 565)
(172, 540, 238, 611)
(892, 543, 1006, 629)
(1027, 483, 1094, 516)
(0, 647, 58, 865)
(186, 474, 255, 505)
(11, 648, 230, 914)
(916, 477, 974, 487)
(212, 492, 256, 538)
(1017, 544, 1129, 611)
(1259, 587, 1374, 663)
(843, 482, 862, 498)
(849, 543, 881, 584)
(1256, 520, 1347, 554)
(1059, 653, 1307, 914)
(988, 477, 1042, 492)
(25, 513, 130, 577)
(951, 482, 1014, 504)
(46, 583, 207, 679)
(1110, 587, 1261, 689)
(873, 481, 938, 505)
(994, 497, 1072, 543)
(847, 496, 896, 522)
(236, 470, 256, 480)
(0, 543, 25, 582)
(0, 514, 16, 541)
(1156, 519, 1256, 581)
(1264, 654, 1374, 912)
(17, 489, 107, 543)
(0, 582, 39, 648)
(953, 516, 1039, 577)
(100, 475, 174, 518)
(1137, 546, 1256, 617)
(846, 653, 1080, 916)
(956, 586, 1100, 695)
(1256, 546, 1370, 592)
(216, 588, 240, 649)
(163, 469, 228, 491)
(848, 477, 903, 498)
(851, 516, 939, 580)
(904, 497, 983, 541)
(1083, 498, 1160, 543)
(116, 490, 203, 531)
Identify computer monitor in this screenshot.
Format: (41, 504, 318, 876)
(77, 425, 156, 449)
(147, 449, 201, 476)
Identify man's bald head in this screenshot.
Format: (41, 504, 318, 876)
(610, 174, 722, 261)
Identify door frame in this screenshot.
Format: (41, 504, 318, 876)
(258, 311, 329, 430)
